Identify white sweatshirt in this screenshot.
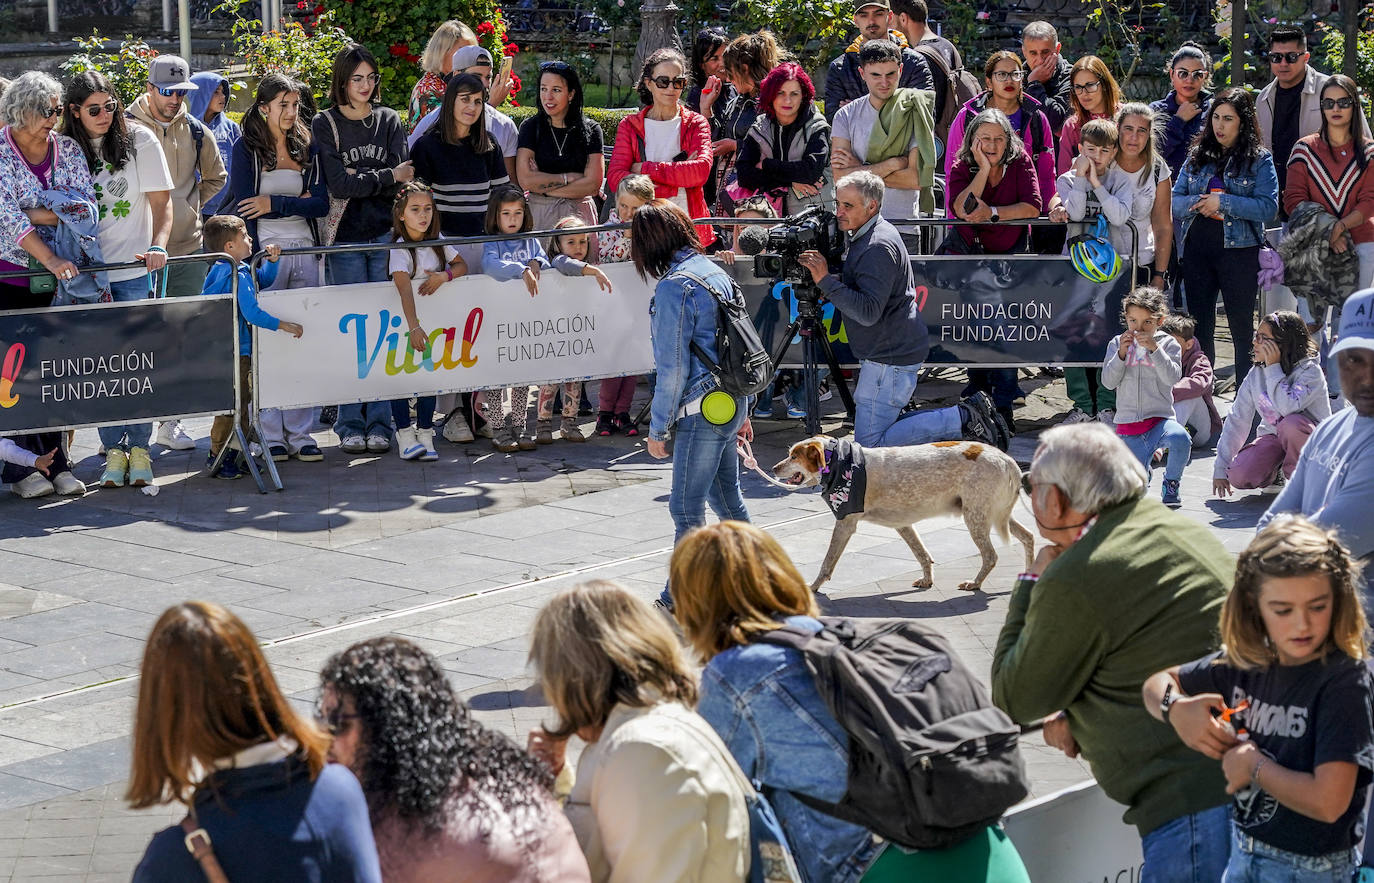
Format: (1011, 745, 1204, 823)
(1213, 357, 1330, 479)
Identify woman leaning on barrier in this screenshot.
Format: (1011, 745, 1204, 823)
(226, 72, 330, 463)
(62, 70, 174, 490)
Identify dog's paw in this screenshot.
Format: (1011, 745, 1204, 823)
(911, 577, 933, 589)
(957, 581, 983, 592)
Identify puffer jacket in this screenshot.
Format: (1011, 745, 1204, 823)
(128, 93, 227, 256)
(1277, 200, 1361, 310)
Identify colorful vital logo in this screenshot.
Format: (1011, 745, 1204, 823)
(340, 308, 483, 379)
(1, 342, 22, 408)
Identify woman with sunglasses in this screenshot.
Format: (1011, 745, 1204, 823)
(129, 602, 382, 882)
(61, 70, 173, 491)
(1056, 55, 1121, 175)
(1283, 74, 1374, 399)
(517, 61, 605, 237)
(1172, 87, 1278, 386)
(607, 48, 716, 247)
(313, 44, 415, 456)
(318, 637, 590, 882)
(1150, 43, 1213, 177)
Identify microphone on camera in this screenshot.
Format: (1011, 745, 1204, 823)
(736, 225, 770, 256)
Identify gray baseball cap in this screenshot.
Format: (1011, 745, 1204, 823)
(450, 45, 494, 73)
(148, 55, 198, 91)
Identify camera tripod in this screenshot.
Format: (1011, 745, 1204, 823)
(768, 281, 856, 437)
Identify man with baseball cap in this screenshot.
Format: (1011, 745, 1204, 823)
(1260, 287, 1374, 601)
(823, 0, 932, 123)
(406, 44, 518, 181)
(128, 56, 226, 300)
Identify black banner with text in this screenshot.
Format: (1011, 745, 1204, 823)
(0, 297, 237, 435)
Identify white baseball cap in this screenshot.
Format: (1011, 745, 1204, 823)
(1330, 288, 1374, 358)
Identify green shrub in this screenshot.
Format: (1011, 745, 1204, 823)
(501, 105, 637, 148)
(60, 32, 159, 107)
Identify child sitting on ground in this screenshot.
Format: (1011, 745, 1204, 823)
(201, 215, 300, 480)
(1143, 517, 1373, 882)
(1162, 313, 1223, 447)
(1101, 286, 1189, 507)
(533, 216, 615, 445)
(1213, 310, 1329, 498)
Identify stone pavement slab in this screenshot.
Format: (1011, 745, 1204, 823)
(0, 363, 1274, 881)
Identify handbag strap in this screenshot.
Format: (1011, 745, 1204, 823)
(180, 813, 231, 883)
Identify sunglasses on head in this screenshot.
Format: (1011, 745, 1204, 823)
(540, 60, 573, 72)
(1268, 51, 1303, 64)
(154, 86, 190, 98)
(81, 100, 120, 118)
(649, 75, 688, 90)
(1172, 69, 1208, 82)
(1072, 80, 1102, 93)
(1320, 97, 1355, 111)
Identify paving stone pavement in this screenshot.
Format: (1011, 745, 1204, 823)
(0, 368, 1272, 882)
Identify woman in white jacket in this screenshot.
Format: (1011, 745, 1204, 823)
(1213, 310, 1330, 496)
(526, 580, 751, 883)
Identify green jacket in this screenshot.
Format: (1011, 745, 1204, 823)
(991, 495, 1232, 835)
(868, 88, 937, 215)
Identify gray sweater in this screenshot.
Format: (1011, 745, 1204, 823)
(817, 216, 930, 367)
(1100, 330, 1183, 424)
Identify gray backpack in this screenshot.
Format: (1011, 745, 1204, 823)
(755, 617, 1029, 849)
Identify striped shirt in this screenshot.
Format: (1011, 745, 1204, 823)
(1284, 134, 1374, 245)
(410, 129, 511, 237)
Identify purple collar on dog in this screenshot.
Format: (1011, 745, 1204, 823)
(822, 447, 834, 475)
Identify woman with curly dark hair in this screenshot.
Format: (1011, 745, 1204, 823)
(318, 637, 590, 882)
(1171, 87, 1278, 384)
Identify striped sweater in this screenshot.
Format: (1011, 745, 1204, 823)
(410, 129, 510, 237)
(1283, 134, 1374, 245)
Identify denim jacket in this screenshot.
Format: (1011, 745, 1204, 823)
(648, 249, 731, 442)
(1170, 149, 1278, 256)
(698, 616, 881, 883)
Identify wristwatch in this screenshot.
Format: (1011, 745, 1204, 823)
(990, 206, 1000, 223)
(1160, 681, 1178, 723)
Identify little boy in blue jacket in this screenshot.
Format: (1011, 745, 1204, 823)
(200, 215, 302, 479)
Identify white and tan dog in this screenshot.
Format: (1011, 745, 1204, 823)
(774, 435, 1035, 591)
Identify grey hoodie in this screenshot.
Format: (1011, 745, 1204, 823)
(1100, 330, 1183, 424)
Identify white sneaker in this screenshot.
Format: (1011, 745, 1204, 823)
(1060, 408, 1092, 425)
(339, 434, 367, 453)
(397, 426, 423, 460)
(416, 427, 439, 461)
(1097, 409, 1116, 425)
(442, 415, 474, 443)
(52, 471, 86, 496)
(366, 432, 391, 453)
(155, 420, 195, 450)
(13, 473, 54, 498)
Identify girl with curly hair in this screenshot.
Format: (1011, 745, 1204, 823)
(319, 636, 589, 882)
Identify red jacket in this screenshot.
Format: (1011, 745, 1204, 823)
(608, 107, 716, 247)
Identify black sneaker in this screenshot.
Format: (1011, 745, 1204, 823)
(319, 405, 338, 426)
(961, 391, 1009, 451)
(996, 407, 1017, 440)
(957, 401, 997, 447)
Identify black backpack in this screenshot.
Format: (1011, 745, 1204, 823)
(671, 268, 773, 398)
(755, 617, 1030, 850)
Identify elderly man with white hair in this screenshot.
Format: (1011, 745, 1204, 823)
(992, 422, 1232, 880)
(797, 170, 1006, 449)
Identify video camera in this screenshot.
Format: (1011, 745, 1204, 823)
(748, 206, 844, 287)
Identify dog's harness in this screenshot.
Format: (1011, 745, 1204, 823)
(817, 438, 867, 518)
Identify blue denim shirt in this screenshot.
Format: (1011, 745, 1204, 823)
(698, 616, 881, 883)
(648, 248, 731, 442)
(1170, 149, 1278, 256)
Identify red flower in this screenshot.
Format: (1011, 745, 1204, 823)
(405, 54, 420, 63)
(503, 42, 518, 56)
(509, 99, 520, 107)
(313, 3, 323, 10)
(476, 21, 495, 35)
(389, 43, 408, 56)
(509, 72, 521, 94)
(295, 0, 305, 7)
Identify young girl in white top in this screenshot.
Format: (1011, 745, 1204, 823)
(1213, 310, 1329, 497)
(532, 216, 615, 445)
(482, 187, 550, 453)
(1143, 517, 1373, 882)
(387, 182, 467, 461)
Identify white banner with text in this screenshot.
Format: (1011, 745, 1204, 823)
(253, 262, 655, 411)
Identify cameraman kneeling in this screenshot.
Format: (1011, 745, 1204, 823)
(799, 172, 1008, 449)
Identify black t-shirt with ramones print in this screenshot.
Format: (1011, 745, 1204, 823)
(1178, 649, 1374, 855)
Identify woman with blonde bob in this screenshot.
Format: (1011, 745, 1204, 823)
(672, 521, 1030, 883)
(128, 602, 381, 882)
(526, 580, 751, 882)
(1143, 518, 1373, 881)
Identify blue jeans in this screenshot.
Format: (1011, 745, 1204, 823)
(1224, 827, 1356, 882)
(853, 360, 961, 448)
(1118, 418, 1191, 485)
(330, 233, 394, 438)
(98, 275, 154, 451)
(1141, 805, 1231, 882)
(391, 396, 435, 430)
(658, 405, 749, 606)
